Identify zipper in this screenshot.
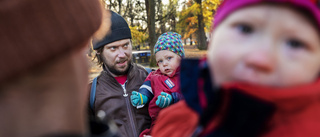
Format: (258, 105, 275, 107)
(122, 82, 138, 137)
(122, 84, 128, 97)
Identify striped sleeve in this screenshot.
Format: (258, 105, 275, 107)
(138, 80, 154, 100)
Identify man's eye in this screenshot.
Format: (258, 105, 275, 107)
(236, 23, 253, 34)
(124, 44, 128, 48)
(287, 39, 306, 49)
(110, 47, 116, 50)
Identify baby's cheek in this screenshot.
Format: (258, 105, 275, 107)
(208, 48, 235, 84)
(176, 61, 182, 69)
(280, 61, 320, 86)
(160, 67, 165, 73)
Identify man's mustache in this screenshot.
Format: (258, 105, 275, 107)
(116, 58, 128, 64)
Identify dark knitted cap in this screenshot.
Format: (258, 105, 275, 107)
(93, 10, 132, 50)
(0, 0, 102, 83)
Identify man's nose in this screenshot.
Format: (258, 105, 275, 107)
(117, 48, 126, 58)
(244, 48, 275, 73)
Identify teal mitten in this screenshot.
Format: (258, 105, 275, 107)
(156, 92, 173, 108)
(131, 91, 148, 108)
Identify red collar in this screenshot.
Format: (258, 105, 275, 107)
(222, 79, 320, 111)
(114, 74, 127, 85)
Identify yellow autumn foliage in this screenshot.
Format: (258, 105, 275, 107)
(177, 0, 221, 39)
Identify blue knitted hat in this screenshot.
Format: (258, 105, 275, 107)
(154, 32, 185, 57)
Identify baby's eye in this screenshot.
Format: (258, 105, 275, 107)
(286, 39, 306, 49)
(167, 57, 172, 60)
(158, 60, 163, 64)
(235, 23, 253, 34)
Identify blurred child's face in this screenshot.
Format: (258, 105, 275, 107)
(156, 50, 181, 76)
(208, 4, 320, 87)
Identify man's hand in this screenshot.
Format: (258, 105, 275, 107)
(131, 91, 148, 107)
(156, 92, 172, 108)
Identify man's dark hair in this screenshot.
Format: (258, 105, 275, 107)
(93, 46, 104, 67)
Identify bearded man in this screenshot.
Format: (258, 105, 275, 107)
(89, 10, 151, 137)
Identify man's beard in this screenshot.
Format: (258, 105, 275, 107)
(105, 59, 131, 76)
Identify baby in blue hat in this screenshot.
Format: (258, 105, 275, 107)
(130, 32, 185, 137)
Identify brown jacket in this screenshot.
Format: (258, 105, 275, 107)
(90, 63, 151, 137)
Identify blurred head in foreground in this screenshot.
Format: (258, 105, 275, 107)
(208, 0, 320, 87)
(0, 0, 103, 136)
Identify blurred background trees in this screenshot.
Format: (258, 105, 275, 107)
(100, 0, 221, 66)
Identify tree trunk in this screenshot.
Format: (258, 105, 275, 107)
(146, 0, 157, 67)
(127, 0, 134, 26)
(117, 0, 122, 15)
(170, 0, 176, 32)
(158, 0, 166, 34)
(172, 16, 176, 31)
(196, 0, 207, 50)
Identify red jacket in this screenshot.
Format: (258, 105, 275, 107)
(152, 59, 320, 137)
(138, 68, 182, 136)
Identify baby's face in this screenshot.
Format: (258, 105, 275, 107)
(208, 4, 320, 87)
(156, 50, 181, 76)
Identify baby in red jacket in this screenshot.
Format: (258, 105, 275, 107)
(152, 0, 320, 137)
(130, 32, 185, 137)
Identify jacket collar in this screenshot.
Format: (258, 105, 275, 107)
(181, 58, 320, 113)
(222, 79, 320, 112)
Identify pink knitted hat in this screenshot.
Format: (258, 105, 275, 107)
(212, 0, 320, 30)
